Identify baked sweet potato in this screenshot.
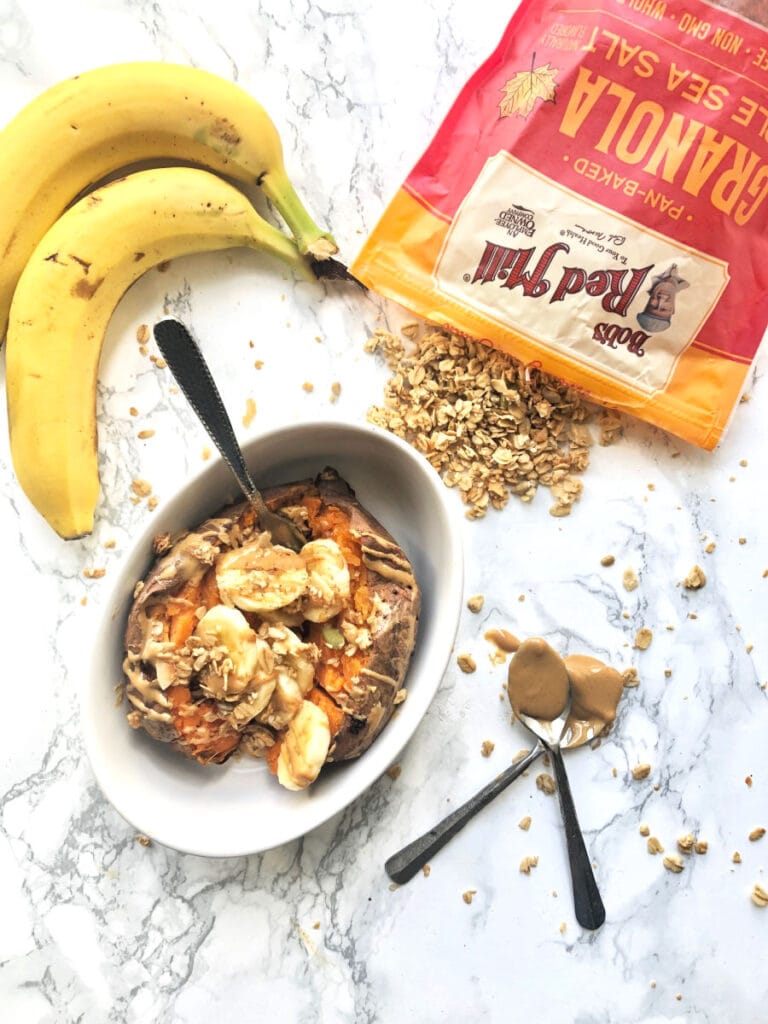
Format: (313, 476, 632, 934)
(122, 468, 420, 788)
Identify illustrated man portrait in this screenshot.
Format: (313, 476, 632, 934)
(637, 264, 689, 334)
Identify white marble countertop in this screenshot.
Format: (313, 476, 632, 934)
(1, 2, 767, 1022)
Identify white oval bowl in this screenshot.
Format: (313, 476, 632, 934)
(81, 420, 464, 857)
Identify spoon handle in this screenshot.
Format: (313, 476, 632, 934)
(385, 742, 545, 884)
(153, 318, 258, 499)
(549, 745, 606, 930)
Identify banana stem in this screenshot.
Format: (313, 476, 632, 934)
(259, 166, 338, 260)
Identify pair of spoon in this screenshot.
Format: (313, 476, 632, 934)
(385, 684, 606, 931)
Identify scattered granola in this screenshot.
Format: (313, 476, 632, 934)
(137, 429, 155, 440)
(386, 764, 402, 781)
(365, 326, 619, 520)
(136, 324, 150, 344)
(634, 628, 653, 650)
(683, 564, 707, 590)
(639, 823, 650, 837)
(83, 567, 106, 579)
(751, 883, 768, 907)
(422, 864, 431, 877)
(622, 667, 640, 688)
(647, 836, 664, 855)
(481, 740, 495, 758)
(518, 816, 532, 831)
(733, 851, 742, 864)
(749, 827, 766, 842)
(600, 554, 615, 567)
(663, 853, 684, 873)
(512, 748, 531, 764)
(467, 594, 485, 613)
(462, 889, 477, 904)
(694, 840, 708, 855)
(302, 381, 314, 393)
(631, 763, 652, 780)
(536, 773, 556, 795)
(130, 478, 152, 498)
(134, 833, 152, 847)
(519, 855, 539, 875)
(242, 397, 257, 427)
(457, 653, 477, 674)
(623, 567, 639, 591)
(677, 833, 696, 855)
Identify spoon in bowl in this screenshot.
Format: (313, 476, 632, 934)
(509, 639, 606, 930)
(153, 317, 306, 552)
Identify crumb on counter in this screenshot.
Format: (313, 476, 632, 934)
(462, 889, 477, 904)
(751, 883, 768, 907)
(623, 567, 639, 591)
(647, 836, 664, 855)
(131, 478, 152, 498)
(518, 815, 532, 831)
(600, 554, 615, 567)
(84, 568, 106, 579)
(683, 564, 707, 589)
(457, 653, 476, 674)
(519, 855, 539, 875)
(536, 773, 556, 795)
(134, 834, 152, 847)
(663, 853, 684, 873)
(749, 827, 766, 842)
(639, 823, 650, 836)
(481, 740, 495, 758)
(136, 324, 150, 344)
(622, 667, 640, 688)
(386, 764, 401, 780)
(634, 628, 653, 650)
(467, 594, 485, 613)
(242, 397, 257, 427)
(631, 763, 651, 780)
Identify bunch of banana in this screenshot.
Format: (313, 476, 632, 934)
(0, 61, 337, 342)
(5, 166, 316, 540)
(1, 62, 341, 540)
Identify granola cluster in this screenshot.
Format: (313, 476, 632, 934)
(365, 325, 622, 519)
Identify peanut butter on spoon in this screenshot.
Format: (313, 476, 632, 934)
(507, 638, 624, 746)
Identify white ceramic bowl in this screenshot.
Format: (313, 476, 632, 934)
(81, 420, 464, 857)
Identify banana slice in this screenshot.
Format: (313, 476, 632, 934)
(301, 538, 351, 622)
(277, 700, 331, 790)
(216, 537, 309, 613)
(257, 624, 317, 729)
(191, 604, 273, 700)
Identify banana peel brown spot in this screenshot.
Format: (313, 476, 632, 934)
(134, 252, 146, 262)
(69, 254, 92, 273)
(72, 276, 104, 299)
(210, 116, 240, 147)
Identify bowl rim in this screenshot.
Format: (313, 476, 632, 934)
(80, 418, 465, 857)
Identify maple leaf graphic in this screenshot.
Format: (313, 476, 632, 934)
(499, 61, 558, 119)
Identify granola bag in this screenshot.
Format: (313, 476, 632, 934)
(352, 0, 768, 450)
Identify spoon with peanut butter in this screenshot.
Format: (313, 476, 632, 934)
(385, 635, 624, 894)
(507, 638, 605, 930)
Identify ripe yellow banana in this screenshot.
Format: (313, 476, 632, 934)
(0, 61, 337, 340)
(5, 165, 315, 540)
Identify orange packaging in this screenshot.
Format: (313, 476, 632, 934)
(351, 0, 768, 450)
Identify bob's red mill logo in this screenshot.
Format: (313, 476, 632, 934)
(467, 240, 688, 358)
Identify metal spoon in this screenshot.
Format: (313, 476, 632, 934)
(516, 681, 606, 930)
(384, 742, 545, 884)
(153, 317, 306, 552)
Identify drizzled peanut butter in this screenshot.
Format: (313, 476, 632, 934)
(506, 638, 624, 748)
(483, 628, 520, 654)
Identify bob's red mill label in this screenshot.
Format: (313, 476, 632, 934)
(352, 0, 768, 450)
